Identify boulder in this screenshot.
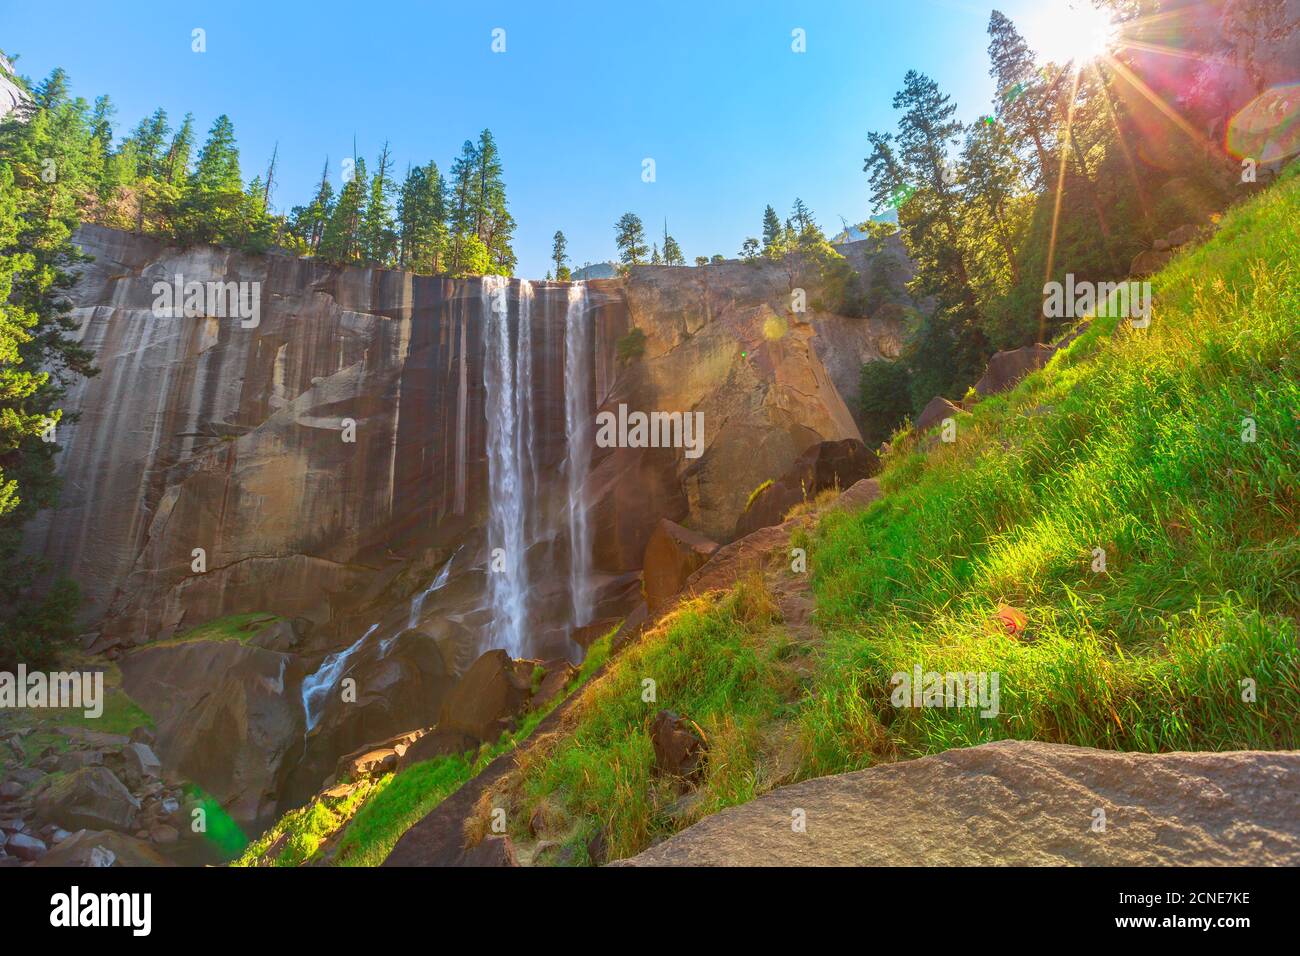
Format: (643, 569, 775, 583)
(119, 639, 306, 830)
(5, 831, 45, 861)
(436, 649, 533, 744)
(650, 710, 706, 780)
(35, 829, 171, 867)
(398, 729, 480, 769)
(123, 742, 162, 782)
(913, 396, 965, 436)
(973, 344, 1056, 397)
(642, 520, 720, 614)
(735, 439, 879, 538)
(462, 834, 518, 867)
(571, 617, 622, 650)
(35, 766, 140, 832)
(57, 750, 105, 773)
(532, 659, 579, 708)
(1164, 224, 1202, 248)
(617, 741, 1300, 866)
(1129, 248, 1174, 278)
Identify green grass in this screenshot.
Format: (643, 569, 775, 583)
(482, 167, 1300, 863)
(235, 627, 617, 866)
(151, 612, 280, 648)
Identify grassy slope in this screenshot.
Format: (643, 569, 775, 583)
(481, 168, 1299, 864)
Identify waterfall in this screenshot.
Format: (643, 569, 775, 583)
(483, 275, 529, 656)
(564, 282, 594, 628)
(407, 546, 462, 630)
(302, 623, 378, 734)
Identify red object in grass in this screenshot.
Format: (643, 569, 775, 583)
(994, 604, 1028, 636)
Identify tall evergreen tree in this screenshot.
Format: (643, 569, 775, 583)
(0, 71, 99, 667)
(318, 157, 367, 265)
(662, 221, 684, 266)
(361, 142, 397, 266)
(614, 212, 648, 266)
(988, 11, 1057, 184)
(177, 114, 245, 245)
(761, 204, 783, 251)
(446, 139, 478, 275)
(551, 229, 569, 280)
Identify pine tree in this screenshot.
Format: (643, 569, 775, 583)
(614, 212, 648, 266)
(162, 113, 195, 184)
(130, 108, 170, 178)
(397, 160, 447, 273)
(361, 142, 397, 266)
(761, 204, 783, 252)
(651, 242, 662, 264)
(662, 221, 684, 266)
(177, 114, 245, 245)
(318, 157, 367, 264)
(0, 76, 98, 667)
(446, 139, 478, 275)
(551, 229, 569, 280)
(987, 11, 1056, 184)
(472, 130, 514, 274)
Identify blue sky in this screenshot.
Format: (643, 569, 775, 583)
(2, 0, 1063, 278)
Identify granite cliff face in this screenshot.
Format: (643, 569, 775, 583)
(37, 225, 907, 658)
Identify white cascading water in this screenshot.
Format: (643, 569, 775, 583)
(564, 282, 594, 628)
(407, 545, 462, 629)
(483, 275, 529, 656)
(302, 623, 378, 734)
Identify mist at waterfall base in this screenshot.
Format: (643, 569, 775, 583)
(302, 278, 598, 722)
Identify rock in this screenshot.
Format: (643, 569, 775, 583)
(58, 727, 130, 749)
(531, 659, 578, 708)
(913, 396, 965, 437)
(1129, 248, 1174, 278)
(397, 729, 480, 769)
(642, 519, 720, 615)
(58, 750, 105, 773)
(123, 742, 162, 781)
(0, 781, 23, 800)
(828, 478, 883, 514)
(149, 824, 179, 845)
(650, 711, 705, 780)
(461, 834, 518, 867)
(972, 344, 1056, 397)
(616, 741, 1300, 866)
(5, 831, 46, 861)
(435, 650, 533, 744)
(35, 766, 140, 832)
(292, 628, 456, 810)
(341, 748, 399, 778)
(35, 829, 171, 867)
(571, 617, 622, 650)
(1153, 238, 1171, 252)
(119, 638, 306, 829)
(249, 618, 301, 652)
(8, 768, 44, 789)
(735, 439, 879, 538)
(1164, 224, 1202, 248)
(129, 725, 156, 747)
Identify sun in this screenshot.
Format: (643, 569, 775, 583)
(1026, 0, 1119, 67)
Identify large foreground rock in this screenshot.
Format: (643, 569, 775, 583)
(617, 740, 1300, 866)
